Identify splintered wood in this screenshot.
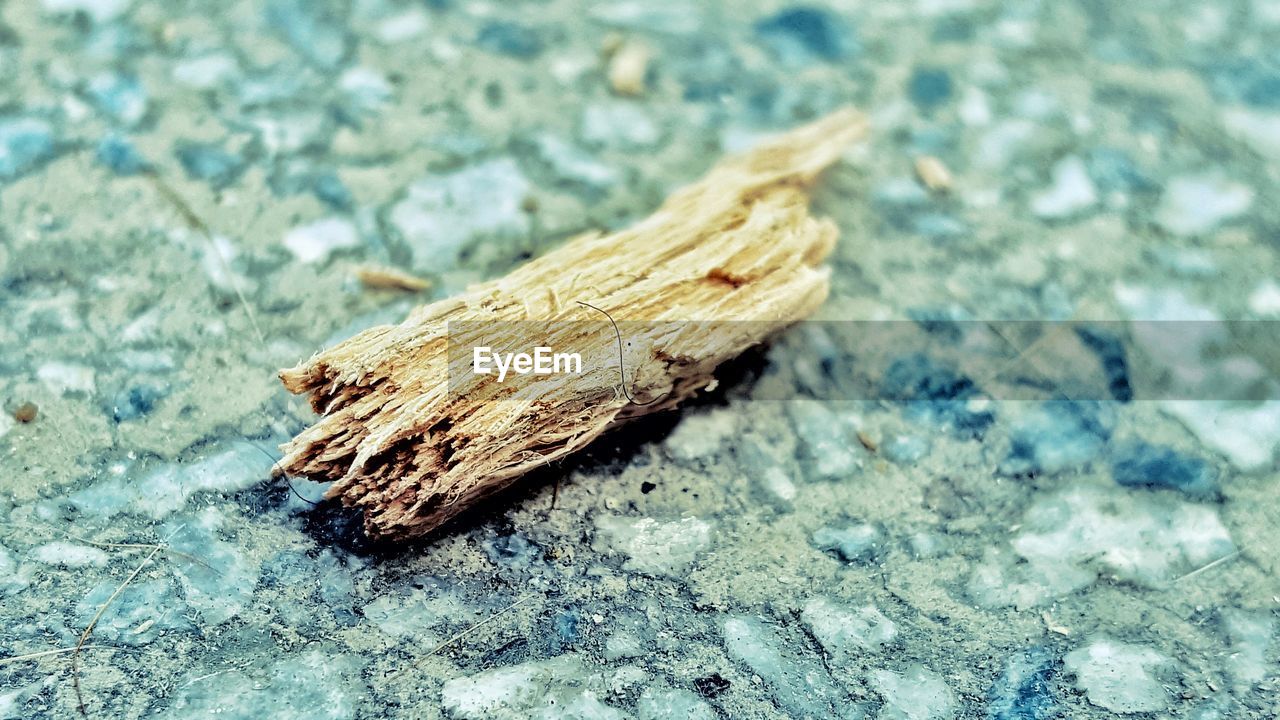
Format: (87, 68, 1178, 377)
(277, 109, 867, 541)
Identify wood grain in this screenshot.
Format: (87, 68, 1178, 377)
(277, 108, 867, 540)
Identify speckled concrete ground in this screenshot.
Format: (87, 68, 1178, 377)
(2, 0, 1279, 718)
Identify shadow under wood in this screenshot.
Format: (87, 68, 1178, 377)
(295, 344, 775, 560)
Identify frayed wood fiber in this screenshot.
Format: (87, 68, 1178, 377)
(277, 108, 868, 540)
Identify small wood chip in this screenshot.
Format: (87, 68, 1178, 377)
(856, 431, 878, 452)
(1041, 611, 1071, 636)
(914, 155, 953, 193)
(608, 40, 651, 96)
(355, 265, 432, 292)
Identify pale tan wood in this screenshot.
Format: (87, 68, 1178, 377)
(914, 154, 953, 193)
(607, 39, 651, 96)
(277, 108, 867, 540)
(354, 264, 432, 292)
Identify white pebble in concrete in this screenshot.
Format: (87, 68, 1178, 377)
(802, 596, 897, 661)
(283, 217, 360, 264)
(1247, 279, 1280, 317)
(871, 663, 958, 720)
(1155, 172, 1254, 237)
(36, 362, 96, 395)
(30, 542, 108, 568)
(664, 410, 737, 462)
(1065, 638, 1171, 713)
(594, 516, 712, 577)
(441, 655, 625, 720)
(1030, 155, 1097, 219)
(389, 158, 531, 270)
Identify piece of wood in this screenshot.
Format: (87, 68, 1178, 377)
(914, 154, 952, 193)
(354, 264, 432, 292)
(607, 39, 651, 96)
(277, 108, 867, 540)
